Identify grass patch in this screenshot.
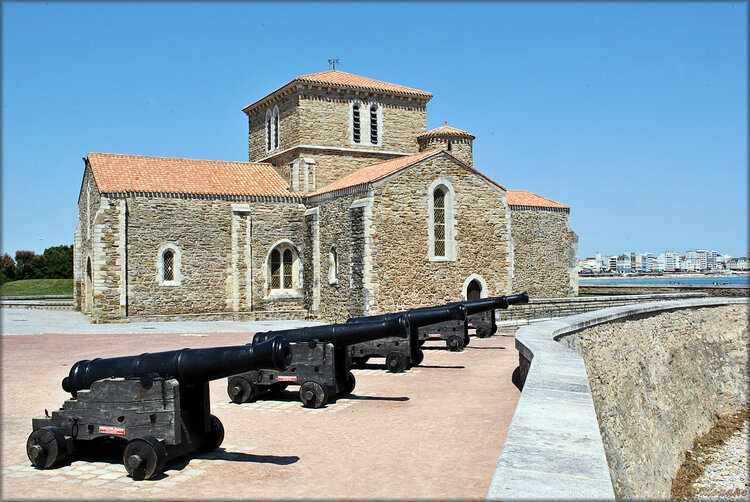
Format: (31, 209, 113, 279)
(671, 408, 748, 499)
(0, 279, 73, 297)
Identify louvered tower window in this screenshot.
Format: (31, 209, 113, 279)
(273, 109, 280, 149)
(352, 104, 361, 143)
(433, 188, 446, 257)
(265, 112, 272, 151)
(370, 104, 379, 144)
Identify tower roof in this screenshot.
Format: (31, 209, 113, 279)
(243, 70, 432, 114)
(418, 123, 475, 140)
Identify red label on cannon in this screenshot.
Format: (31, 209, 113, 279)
(427, 334, 442, 338)
(99, 425, 125, 435)
(277, 376, 297, 382)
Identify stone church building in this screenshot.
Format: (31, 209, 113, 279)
(74, 71, 577, 322)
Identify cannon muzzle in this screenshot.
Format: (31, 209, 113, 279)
(62, 336, 292, 397)
(252, 315, 410, 347)
(459, 292, 529, 315)
(347, 304, 467, 328)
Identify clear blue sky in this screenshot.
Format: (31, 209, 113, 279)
(2, 2, 747, 259)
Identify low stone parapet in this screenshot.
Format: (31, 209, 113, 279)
(487, 297, 748, 500)
(579, 283, 748, 297)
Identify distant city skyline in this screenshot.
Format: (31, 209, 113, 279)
(2, 3, 747, 257)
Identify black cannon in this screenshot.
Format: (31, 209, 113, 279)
(452, 292, 530, 339)
(346, 304, 468, 370)
(27, 336, 291, 480)
(227, 316, 410, 408)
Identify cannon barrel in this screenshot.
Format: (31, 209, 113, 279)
(62, 336, 292, 397)
(252, 315, 410, 346)
(458, 292, 529, 315)
(346, 304, 467, 328)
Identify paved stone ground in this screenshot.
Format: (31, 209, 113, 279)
(691, 421, 749, 500)
(0, 310, 520, 499)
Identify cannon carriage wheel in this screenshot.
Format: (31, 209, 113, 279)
(412, 348, 425, 367)
(476, 323, 491, 338)
(198, 415, 225, 453)
(386, 352, 407, 373)
(123, 435, 167, 480)
(227, 375, 258, 404)
(338, 371, 356, 397)
(447, 335, 464, 352)
(27, 426, 68, 469)
(299, 381, 328, 408)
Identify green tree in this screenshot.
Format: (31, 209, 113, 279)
(43, 245, 74, 279)
(0, 253, 15, 284)
(15, 250, 46, 280)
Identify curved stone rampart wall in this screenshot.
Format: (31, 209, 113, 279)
(559, 302, 748, 498)
(487, 297, 749, 501)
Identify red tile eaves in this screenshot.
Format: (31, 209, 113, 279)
(506, 190, 569, 209)
(87, 153, 301, 199)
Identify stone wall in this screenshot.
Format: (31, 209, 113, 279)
(368, 153, 512, 313)
(83, 195, 308, 321)
(296, 88, 426, 153)
(247, 92, 300, 162)
(418, 136, 473, 167)
(74, 165, 102, 313)
(558, 303, 749, 498)
(510, 207, 577, 297)
(579, 283, 750, 297)
(269, 148, 398, 193)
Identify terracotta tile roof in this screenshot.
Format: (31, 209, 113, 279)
(87, 153, 300, 198)
(418, 123, 475, 140)
(310, 149, 443, 196)
(506, 190, 569, 209)
(244, 71, 432, 112)
(295, 71, 432, 98)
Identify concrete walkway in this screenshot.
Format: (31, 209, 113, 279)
(1, 308, 323, 336)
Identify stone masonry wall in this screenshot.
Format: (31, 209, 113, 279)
(123, 196, 306, 319)
(91, 197, 126, 321)
(296, 88, 426, 154)
(418, 136, 473, 167)
(269, 149, 398, 193)
(247, 93, 300, 162)
(511, 207, 577, 297)
(75, 165, 102, 313)
(310, 191, 365, 322)
(368, 154, 512, 313)
(558, 304, 749, 498)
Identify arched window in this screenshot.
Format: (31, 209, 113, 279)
(86, 258, 92, 282)
(328, 246, 338, 284)
(163, 249, 174, 281)
(265, 110, 272, 151)
(267, 241, 301, 294)
(428, 179, 456, 261)
(272, 105, 280, 150)
(270, 249, 281, 288)
(433, 188, 446, 257)
(447, 141, 453, 151)
(352, 104, 361, 143)
(158, 243, 181, 286)
(369, 104, 379, 144)
(282, 249, 293, 288)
